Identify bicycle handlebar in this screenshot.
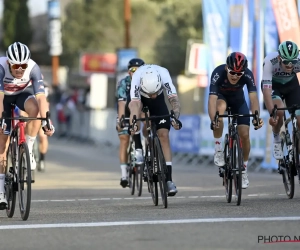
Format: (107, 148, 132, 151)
(132, 110, 182, 130)
(214, 110, 260, 130)
(271, 104, 300, 120)
(1, 111, 51, 130)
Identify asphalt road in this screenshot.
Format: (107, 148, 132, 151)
(0, 138, 300, 250)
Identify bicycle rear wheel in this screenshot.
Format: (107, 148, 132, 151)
(154, 137, 168, 208)
(232, 135, 242, 206)
(5, 136, 17, 218)
(223, 134, 232, 203)
(280, 131, 294, 199)
(18, 142, 31, 221)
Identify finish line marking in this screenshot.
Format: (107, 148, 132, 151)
(1, 216, 300, 230)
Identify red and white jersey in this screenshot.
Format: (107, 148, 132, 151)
(0, 57, 45, 95)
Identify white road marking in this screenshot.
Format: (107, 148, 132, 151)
(1, 216, 300, 230)
(30, 193, 289, 203)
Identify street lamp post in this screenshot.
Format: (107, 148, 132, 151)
(124, 0, 131, 48)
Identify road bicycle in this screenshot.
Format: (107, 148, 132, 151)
(132, 108, 182, 208)
(214, 108, 259, 206)
(3, 106, 51, 221)
(120, 117, 143, 196)
(271, 104, 300, 199)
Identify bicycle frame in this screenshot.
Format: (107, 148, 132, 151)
(10, 106, 26, 145)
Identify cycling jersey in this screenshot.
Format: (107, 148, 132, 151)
(0, 57, 45, 96)
(261, 52, 300, 87)
(130, 64, 177, 99)
(209, 64, 257, 100)
(209, 64, 257, 126)
(116, 75, 131, 101)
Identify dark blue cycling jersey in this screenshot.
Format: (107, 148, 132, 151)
(209, 64, 257, 101)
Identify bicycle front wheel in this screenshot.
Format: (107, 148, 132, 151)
(154, 137, 168, 208)
(223, 135, 232, 203)
(5, 137, 17, 218)
(232, 136, 243, 206)
(18, 142, 31, 221)
(280, 131, 294, 199)
(136, 163, 143, 197)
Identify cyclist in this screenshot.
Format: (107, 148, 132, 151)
(17, 75, 50, 172)
(208, 52, 263, 189)
(129, 64, 181, 196)
(262, 40, 300, 160)
(0, 42, 55, 208)
(116, 58, 145, 188)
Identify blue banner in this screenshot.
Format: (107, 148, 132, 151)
(264, 0, 278, 54)
(229, 0, 244, 53)
(116, 48, 138, 72)
(247, 0, 254, 70)
(202, 0, 229, 113)
(169, 115, 201, 154)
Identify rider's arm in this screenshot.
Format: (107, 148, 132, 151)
(129, 68, 142, 123)
(30, 64, 48, 118)
(159, 67, 181, 119)
(208, 68, 220, 121)
(261, 59, 274, 115)
(117, 79, 127, 120)
(0, 65, 5, 118)
(245, 69, 260, 115)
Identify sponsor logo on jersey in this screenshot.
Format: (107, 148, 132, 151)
(270, 57, 278, 65)
(212, 73, 219, 84)
(274, 71, 295, 76)
(164, 82, 172, 95)
(134, 85, 140, 98)
(159, 119, 166, 124)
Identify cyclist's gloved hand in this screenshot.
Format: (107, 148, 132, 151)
(0, 122, 7, 134)
(171, 118, 181, 130)
(252, 118, 264, 129)
(42, 120, 55, 136)
(210, 120, 218, 130)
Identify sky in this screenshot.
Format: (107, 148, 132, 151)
(0, 0, 47, 18)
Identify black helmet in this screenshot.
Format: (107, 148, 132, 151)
(226, 52, 248, 72)
(127, 58, 145, 70)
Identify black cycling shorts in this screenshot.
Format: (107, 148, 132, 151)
(3, 88, 34, 135)
(141, 92, 171, 130)
(218, 94, 250, 126)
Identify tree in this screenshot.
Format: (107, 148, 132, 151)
(2, 0, 19, 50)
(15, 0, 32, 45)
(2, 0, 32, 50)
(154, 0, 203, 75)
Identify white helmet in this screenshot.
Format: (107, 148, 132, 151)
(6, 42, 31, 64)
(140, 66, 162, 94)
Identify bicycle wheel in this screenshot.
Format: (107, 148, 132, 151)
(5, 136, 17, 218)
(128, 144, 135, 195)
(18, 142, 32, 221)
(145, 144, 158, 206)
(136, 163, 143, 197)
(232, 135, 242, 206)
(223, 134, 232, 203)
(294, 131, 300, 184)
(34, 139, 42, 172)
(280, 131, 294, 199)
(154, 137, 168, 208)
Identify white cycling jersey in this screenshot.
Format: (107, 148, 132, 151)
(261, 52, 300, 86)
(130, 64, 177, 99)
(0, 57, 45, 96)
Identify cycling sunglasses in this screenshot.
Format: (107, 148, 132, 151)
(280, 57, 298, 66)
(10, 63, 28, 70)
(226, 67, 244, 76)
(129, 67, 138, 73)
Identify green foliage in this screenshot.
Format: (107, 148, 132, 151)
(2, 0, 32, 50)
(61, 0, 203, 74)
